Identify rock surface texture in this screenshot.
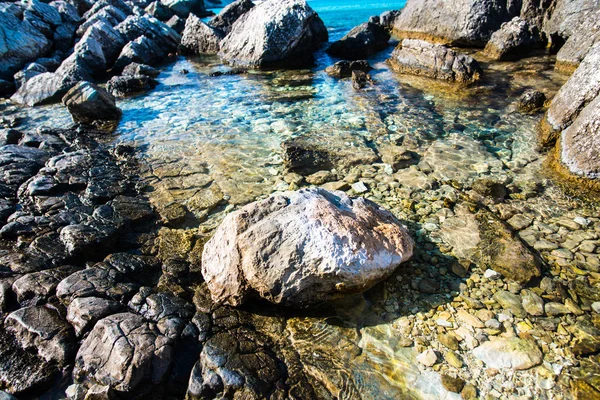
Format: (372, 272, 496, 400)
(389, 39, 482, 84)
(179, 14, 224, 55)
(201, 188, 414, 307)
(62, 81, 122, 129)
(218, 0, 328, 68)
(483, 17, 541, 60)
(326, 21, 390, 60)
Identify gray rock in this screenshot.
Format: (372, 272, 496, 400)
(115, 15, 181, 55)
(327, 21, 390, 60)
(351, 69, 370, 90)
(389, 39, 482, 84)
(219, 0, 328, 68)
(79, 20, 127, 67)
(12, 265, 77, 306)
(483, 17, 541, 60)
(325, 60, 372, 79)
(73, 312, 175, 393)
(0, 11, 51, 81)
(201, 188, 414, 307)
(128, 289, 194, 338)
(66, 296, 122, 336)
(5, 305, 75, 365)
(166, 14, 185, 33)
(146, 1, 175, 21)
(122, 62, 160, 77)
(179, 14, 224, 55)
(106, 74, 158, 97)
(392, 0, 512, 47)
(472, 337, 542, 370)
(13, 62, 47, 90)
(77, 5, 128, 37)
(208, 0, 254, 35)
(62, 81, 122, 128)
(10, 71, 80, 106)
(56, 266, 138, 304)
(113, 36, 167, 72)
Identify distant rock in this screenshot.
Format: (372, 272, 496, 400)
(389, 39, 482, 84)
(392, 0, 512, 47)
(325, 60, 372, 78)
(326, 21, 390, 60)
(161, 0, 211, 19)
(219, 0, 328, 68)
(208, 0, 254, 35)
(483, 17, 541, 61)
(515, 90, 546, 114)
(107, 74, 158, 97)
(473, 337, 542, 370)
(0, 12, 51, 81)
(62, 81, 122, 129)
(201, 188, 414, 307)
(179, 14, 224, 55)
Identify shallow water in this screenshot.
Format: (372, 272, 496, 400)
(7, 1, 599, 398)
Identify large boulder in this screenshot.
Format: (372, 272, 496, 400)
(0, 12, 51, 81)
(79, 19, 127, 67)
(62, 81, 122, 129)
(392, 0, 512, 47)
(179, 14, 224, 55)
(326, 21, 390, 60)
(208, 0, 254, 35)
(389, 39, 482, 84)
(201, 188, 414, 307)
(483, 17, 542, 60)
(540, 42, 600, 146)
(219, 0, 328, 68)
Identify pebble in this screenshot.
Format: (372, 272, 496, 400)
(461, 383, 478, 399)
(416, 349, 438, 367)
(351, 181, 368, 193)
(573, 216, 590, 227)
(439, 333, 459, 351)
(544, 302, 572, 316)
(472, 337, 543, 370)
(441, 374, 465, 393)
(484, 269, 501, 280)
(494, 290, 527, 318)
(485, 319, 501, 330)
(534, 240, 559, 251)
(445, 351, 464, 368)
(457, 309, 485, 328)
(521, 289, 544, 316)
(592, 302, 600, 313)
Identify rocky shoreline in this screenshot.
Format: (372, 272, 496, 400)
(1, 0, 600, 399)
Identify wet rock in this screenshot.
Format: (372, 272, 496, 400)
(380, 145, 418, 171)
(113, 36, 167, 72)
(282, 136, 378, 174)
(351, 69, 371, 90)
(325, 60, 372, 79)
(201, 188, 414, 307)
(179, 14, 224, 55)
(208, 0, 254, 35)
(10, 71, 81, 106)
(0, 145, 48, 194)
(541, 42, 600, 146)
(12, 265, 77, 306)
(56, 266, 139, 305)
(327, 21, 390, 60)
(516, 90, 546, 114)
(5, 305, 75, 365)
(219, 0, 328, 68)
(389, 39, 482, 84)
(106, 74, 158, 97)
(472, 337, 542, 370)
(62, 81, 122, 129)
(79, 20, 126, 67)
(103, 253, 162, 286)
(0, 12, 51, 81)
(128, 289, 194, 338)
(483, 17, 541, 60)
(122, 62, 160, 78)
(472, 178, 507, 201)
(66, 296, 122, 336)
(560, 89, 600, 180)
(392, 0, 512, 46)
(74, 312, 175, 393)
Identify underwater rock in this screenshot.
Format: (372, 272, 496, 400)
(392, 0, 512, 47)
(483, 17, 541, 61)
(515, 89, 546, 114)
(201, 188, 414, 307)
(62, 81, 122, 129)
(389, 39, 482, 84)
(327, 21, 390, 60)
(351, 70, 371, 90)
(208, 0, 254, 35)
(179, 14, 224, 55)
(107, 74, 158, 97)
(219, 0, 328, 68)
(325, 59, 372, 78)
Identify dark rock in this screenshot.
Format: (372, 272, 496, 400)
(325, 59, 372, 78)
(13, 62, 47, 90)
(56, 266, 139, 304)
(161, 0, 210, 18)
(327, 22, 390, 60)
(0, 11, 51, 81)
(122, 62, 160, 78)
(208, 0, 254, 35)
(66, 296, 122, 336)
(483, 17, 542, 60)
(62, 81, 122, 129)
(516, 90, 546, 114)
(103, 253, 162, 285)
(10, 71, 80, 106)
(179, 14, 225, 55)
(219, 0, 328, 68)
(146, 1, 175, 21)
(472, 178, 507, 201)
(115, 15, 181, 55)
(392, 0, 513, 47)
(0, 145, 48, 194)
(0, 129, 23, 146)
(351, 69, 370, 90)
(11, 265, 78, 306)
(76, 5, 128, 37)
(166, 15, 186, 33)
(379, 10, 400, 30)
(73, 312, 175, 393)
(389, 39, 482, 84)
(35, 54, 63, 72)
(79, 20, 127, 67)
(113, 36, 170, 72)
(106, 74, 158, 97)
(0, 79, 15, 97)
(571, 320, 600, 356)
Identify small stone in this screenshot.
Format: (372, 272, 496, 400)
(571, 320, 600, 356)
(351, 181, 368, 193)
(507, 214, 533, 231)
(418, 278, 440, 294)
(534, 240, 559, 251)
(521, 289, 544, 316)
(457, 309, 485, 328)
(485, 319, 501, 329)
(439, 333, 459, 351)
(484, 269, 501, 280)
(445, 351, 463, 368)
(461, 383, 477, 400)
(592, 302, 600, 313)
(544, 302, 572, 316)
(573, 216, 590, 227)
(398, 337, 413, 347)
(416, 349, 438, 367)
(472, 337, 542, 370)
(565, 298, 584, 315)
(441, 374, 465, 393)
(494, 290, 526, 318)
